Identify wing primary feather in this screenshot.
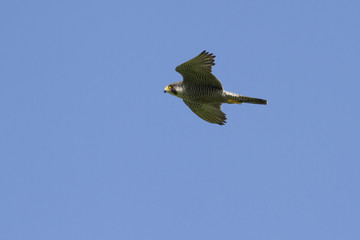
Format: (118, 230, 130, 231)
(175, 51, 223, 89)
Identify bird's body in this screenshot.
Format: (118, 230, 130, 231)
(164, 51, 267, 125)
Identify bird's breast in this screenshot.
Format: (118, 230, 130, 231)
(182, 86, 225, 103)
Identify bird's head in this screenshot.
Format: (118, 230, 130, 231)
(164, 82, 183, 97)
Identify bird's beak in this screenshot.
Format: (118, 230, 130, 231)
(164, 85, 170, 93)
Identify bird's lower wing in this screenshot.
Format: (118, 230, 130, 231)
(183, 100, 226, 125)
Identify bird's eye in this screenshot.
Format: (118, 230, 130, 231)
(168, 85, 172, 89)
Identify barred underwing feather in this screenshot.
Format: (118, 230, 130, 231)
(175, 51, 223, 89)
(183, 100, 227, 125)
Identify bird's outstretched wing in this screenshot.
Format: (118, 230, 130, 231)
(175, 51, 223, 89)
(183, 100, 226, 125)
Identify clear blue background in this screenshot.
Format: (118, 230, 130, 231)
(1, 0, 359, 239)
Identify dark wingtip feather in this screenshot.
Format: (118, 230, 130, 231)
(200, 50, 215, 58)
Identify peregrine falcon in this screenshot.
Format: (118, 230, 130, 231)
(164, 50, 267, 125)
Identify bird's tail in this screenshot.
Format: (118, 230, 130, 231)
(225, 91, 267, 105)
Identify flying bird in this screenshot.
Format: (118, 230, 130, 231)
(164, 50, 267, 125)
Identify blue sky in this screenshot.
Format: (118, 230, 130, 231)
(1, 0, 360, 239)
